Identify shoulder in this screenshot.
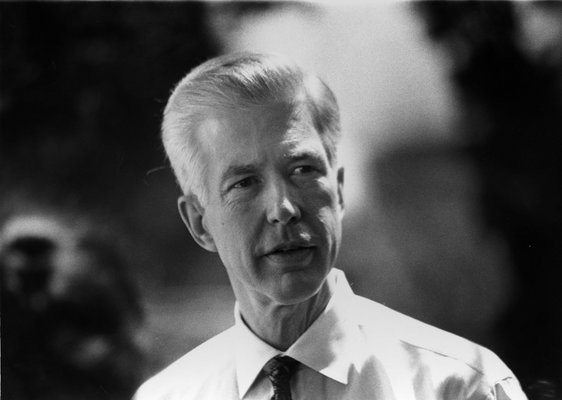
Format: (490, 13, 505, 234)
(133, 327, 237, 400)
(349, 295, 521, 395)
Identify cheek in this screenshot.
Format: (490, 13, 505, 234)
(309, 185, 343, 238)
(318, 206, 342, 234)
(210, 208, 255, 254)
(305, 178, 340, 211)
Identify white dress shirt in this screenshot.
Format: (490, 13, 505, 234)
(134, 269, 528, 400)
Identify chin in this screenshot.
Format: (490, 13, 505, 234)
(272, 273, 326, 306)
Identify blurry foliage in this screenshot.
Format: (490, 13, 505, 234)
(1, 2, 217, 213)
(0, 2, 221, 285)
(417, 0, 562, 392)
(1, 2, 220, 398)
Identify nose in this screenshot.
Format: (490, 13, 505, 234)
(265, 181, 301, 225)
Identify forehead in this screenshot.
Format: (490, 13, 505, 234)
(194, 102, 327, 186)
(199, 102, 321, 156)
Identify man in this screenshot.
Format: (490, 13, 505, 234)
(135, 52, 527, 399)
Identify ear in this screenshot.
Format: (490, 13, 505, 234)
(337, 166, 345, 216)
(178, 195, 217, 252)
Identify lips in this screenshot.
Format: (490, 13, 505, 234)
(263, 241, 315, 265)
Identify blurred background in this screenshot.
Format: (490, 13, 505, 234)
(1, 2, 561, 399)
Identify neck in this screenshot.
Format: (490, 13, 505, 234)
(237, 277, 335, 351)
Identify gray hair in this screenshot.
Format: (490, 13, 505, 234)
(162, 52, 341, 203)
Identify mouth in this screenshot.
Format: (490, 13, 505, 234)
(264, 242, 315, 265)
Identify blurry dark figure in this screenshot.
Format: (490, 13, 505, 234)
(1, 213, 145, 400)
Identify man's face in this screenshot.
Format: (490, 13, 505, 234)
(181, 101, 344, 306)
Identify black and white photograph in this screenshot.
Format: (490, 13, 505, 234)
(1, 2, 561, 399)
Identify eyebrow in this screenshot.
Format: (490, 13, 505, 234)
(283, 148, 325, 164)
(220, 164, 260, 186)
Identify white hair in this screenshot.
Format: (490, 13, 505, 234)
(162, 52, 341, 204)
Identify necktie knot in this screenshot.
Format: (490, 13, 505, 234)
(263, 356, 299, 400)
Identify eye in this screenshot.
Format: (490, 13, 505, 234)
(292, 165, 318, 176)
(231, 176, 259, 189)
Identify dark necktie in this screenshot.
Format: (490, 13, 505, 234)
(263, 355, 299, 400)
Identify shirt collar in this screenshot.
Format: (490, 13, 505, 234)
(234, 302, 281, 399)
(234, 269, 360, 398)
